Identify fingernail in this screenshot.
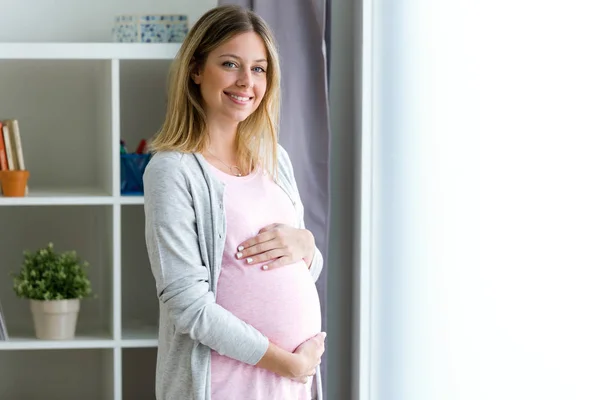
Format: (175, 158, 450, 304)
(247, 257, 253, 264)
(236, 252, 243, 259)
(238, 245, 244, 251)
(262, 265, 269, 270)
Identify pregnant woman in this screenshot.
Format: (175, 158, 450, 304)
(143, 5, 326, 400)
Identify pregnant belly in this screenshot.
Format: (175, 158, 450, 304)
(215, 261, 321, 352)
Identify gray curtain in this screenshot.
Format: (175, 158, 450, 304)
(218, 0, 331, 398)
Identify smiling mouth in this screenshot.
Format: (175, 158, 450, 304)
(224, 92, 253, 103)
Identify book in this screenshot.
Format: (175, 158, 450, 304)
(2, 124, 15, 170)
(0, 298, 8, 341)
(0, 121, 8, 171)
(5, 119, 25, 171)
(1, 119, 29, 195)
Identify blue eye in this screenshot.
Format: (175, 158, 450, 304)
(223, 61, 236, 68)
(252, 66, 266, 73)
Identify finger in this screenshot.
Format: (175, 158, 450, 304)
(245, 250, 286, 266)
(258, 223, 281, 234)
(236, 231, 278, 253)
(238, 238, 282, 259)
(292, 376, 309, 383)
(312, 332, 327, 342)
(260, 256, 295, 270)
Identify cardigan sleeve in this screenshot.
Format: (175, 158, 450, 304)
(306, 237, 324, 283)
(143, 154, 269, 365)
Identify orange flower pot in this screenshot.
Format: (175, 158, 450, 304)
(0, 170, 30, 197)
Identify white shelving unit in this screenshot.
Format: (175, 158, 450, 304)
(0, 43, 178, 400)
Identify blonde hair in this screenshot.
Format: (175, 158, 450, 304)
(150, 5, 281, 175)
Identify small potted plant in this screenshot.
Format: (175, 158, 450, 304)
(11, 242, 93, 340)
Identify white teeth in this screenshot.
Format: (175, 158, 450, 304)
(228, 93, 250, 101)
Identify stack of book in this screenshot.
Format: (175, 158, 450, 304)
(0, 298, 8, 340)
(0, 119, 27, 196)
(0, 119, 26, 172)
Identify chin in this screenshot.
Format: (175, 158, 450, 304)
(228, 110, 256, 123)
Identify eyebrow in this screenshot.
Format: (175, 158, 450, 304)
(219, 54, 268, 63)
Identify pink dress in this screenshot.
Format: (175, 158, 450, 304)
(208, 164, 322, 400)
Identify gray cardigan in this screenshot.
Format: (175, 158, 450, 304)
(143, 145, 324, 400)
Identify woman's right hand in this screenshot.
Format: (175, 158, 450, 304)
(290, 332, 327, 383)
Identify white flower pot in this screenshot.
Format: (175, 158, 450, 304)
(30, 299, 80, 340)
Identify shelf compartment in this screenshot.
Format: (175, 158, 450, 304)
(121, 204, 159, 336)
(123, 348, 157, 399)
(119, 59, 169, 166)
(0, 206, 115, 340)
(0, 349, 114, 400)
(0, 59, 113, 196)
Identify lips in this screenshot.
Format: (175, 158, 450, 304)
(224, 91, 253, 103)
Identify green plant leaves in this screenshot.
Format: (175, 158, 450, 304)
(11, 243, 93, 301)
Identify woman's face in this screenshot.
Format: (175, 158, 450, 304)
(193, 31, 269, 125)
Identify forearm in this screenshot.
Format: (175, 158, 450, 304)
(159, 279, 269, 365)
(256, 341, 301, 378)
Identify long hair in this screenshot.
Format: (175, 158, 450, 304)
(149, 5, 281, 175)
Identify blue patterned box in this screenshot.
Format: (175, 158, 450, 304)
(113, 15, 189, 43)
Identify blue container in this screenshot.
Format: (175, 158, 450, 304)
(120, 154, 151, 195)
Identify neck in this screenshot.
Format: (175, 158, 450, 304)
(205, 115, 238, 156)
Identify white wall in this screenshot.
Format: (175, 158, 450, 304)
(0, 0, 215, 42)
(368, 0, 600, 399)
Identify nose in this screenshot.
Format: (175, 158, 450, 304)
(236, 68, 253, 88)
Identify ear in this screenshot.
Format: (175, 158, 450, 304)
(191, 69, 202, 85)
(190, 57, 203, 84)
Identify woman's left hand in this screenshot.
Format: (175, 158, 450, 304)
(236, 223, 315, 270)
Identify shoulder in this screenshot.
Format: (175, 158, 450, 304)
(146, 151, 185, 169)
(143, 151, 189, 188)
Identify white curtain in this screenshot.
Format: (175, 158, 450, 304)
(357, 0, 600, 399)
